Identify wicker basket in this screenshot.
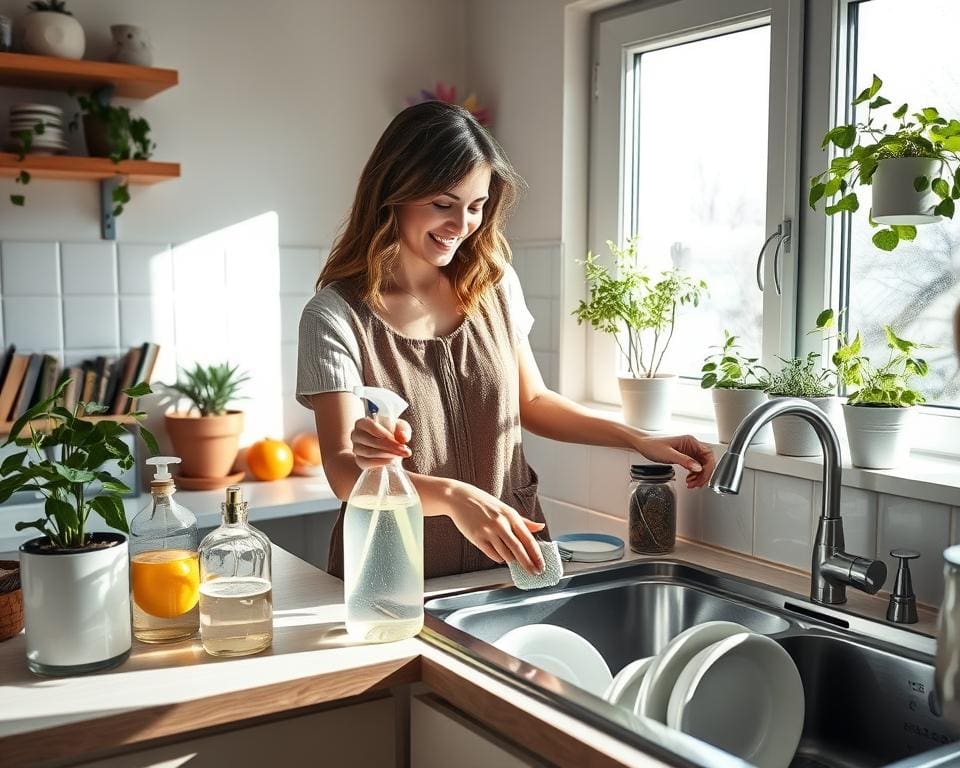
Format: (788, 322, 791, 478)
(0, 559, 23, 642)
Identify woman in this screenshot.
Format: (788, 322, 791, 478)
(297, 101, 715, 580)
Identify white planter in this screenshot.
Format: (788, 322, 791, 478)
(19, 533, 131, 676)
(872, 157, 942, 225)
(711, 388, 772, 445)
(843, 403, 914, 469)
(22, 10, 85, 59)
(768, 395, 837, 457)
(619, 374, 677, 432)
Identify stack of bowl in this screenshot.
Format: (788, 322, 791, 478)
(8, 103, 67, 154)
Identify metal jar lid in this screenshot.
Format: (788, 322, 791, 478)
(630, 463, 675, 482)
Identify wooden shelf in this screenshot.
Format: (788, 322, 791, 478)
(0, 52, 177, 99)
(0, 153, 179, 184)
(0, 414, 138, 438)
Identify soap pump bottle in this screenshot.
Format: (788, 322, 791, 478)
(344, 386, 424, 643)
(129, 456, 200, 643)
(198, 486, 273, 657)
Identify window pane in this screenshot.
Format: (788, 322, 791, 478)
(845, 0, 960, 406)
(632, 26, 770, 378)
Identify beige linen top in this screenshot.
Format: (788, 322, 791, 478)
(296, 265, 547, 579)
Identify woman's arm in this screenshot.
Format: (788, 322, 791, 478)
(516, 339, 716, 488)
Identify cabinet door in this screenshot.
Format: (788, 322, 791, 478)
(77, 696, 395, 768)
(410, 693, 549, 768)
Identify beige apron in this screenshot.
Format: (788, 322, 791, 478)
(326, 276, 547, 579)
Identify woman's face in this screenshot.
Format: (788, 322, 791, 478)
(396, 164, 492, 269)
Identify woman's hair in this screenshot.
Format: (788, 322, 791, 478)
(317, 101, 525, 315)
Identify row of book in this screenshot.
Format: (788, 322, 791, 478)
(0, 342, 160, 424)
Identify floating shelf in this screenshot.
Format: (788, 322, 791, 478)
(0, 414, 138, 438)
(0, 52, 177, 99)
(0, 153, 179, 184)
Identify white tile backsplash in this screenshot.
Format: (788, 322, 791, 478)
(63, 296, 120, 349)
(117, 244, 173, 295)
(587, 446, 631, 519)
(878, 494, 951, 606)
(61, 242, 116, 295)
(1, 241, 58, 296)
(4, 296, 62, 350)
(118, 296, 175, 350)
(754, 473, 814, 569)
(813, 482, 878, 559)
(701, 468, 755, 555)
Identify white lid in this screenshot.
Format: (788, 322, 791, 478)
(145, 455, 181, 482)
(945, 545, 960, 567)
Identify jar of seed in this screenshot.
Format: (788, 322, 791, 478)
(628, 464, 677, 554)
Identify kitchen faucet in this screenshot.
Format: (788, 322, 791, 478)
(708, 397, 887, 606)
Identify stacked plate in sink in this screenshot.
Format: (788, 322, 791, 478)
(7, 103, 68, 154)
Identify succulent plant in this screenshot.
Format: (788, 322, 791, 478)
(27, 0, 73, 15)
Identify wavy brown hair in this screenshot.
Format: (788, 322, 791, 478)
(317, 101, 525, 315)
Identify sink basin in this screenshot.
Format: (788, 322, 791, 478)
(423, 559, 960, 767)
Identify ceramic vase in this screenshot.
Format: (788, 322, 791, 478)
(618, 374, 677, 432)
(109, 24, 153, 66)
(842, 403, 913, 469)
(164, 411, 244, 479)
(19, 533, 131, 676)
(872, 157, 942, 225)
(22, 10, 85, 59)
(768, 395, 837, 457)
(711, 388, 772, 444)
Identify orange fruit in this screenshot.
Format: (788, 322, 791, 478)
(290, 432, 322, 466)
(131, 550, 200, 618)
(246, 437, 295, 481)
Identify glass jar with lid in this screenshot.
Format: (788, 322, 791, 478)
(628, 464, 677, 554)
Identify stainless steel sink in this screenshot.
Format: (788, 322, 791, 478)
(423, 559, 960, 768)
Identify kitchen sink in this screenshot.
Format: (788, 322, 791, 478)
(423, 560, 960, 768)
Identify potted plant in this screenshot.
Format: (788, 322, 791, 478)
(765, 352, 837, 457)
(810, 74, 960, 251)
(0, 380, 157, 675)
(21, 0, 85, 59)
(164, 362, 250, 488)
(817, 309, 930, 469)
(700, 331, 771, 444)
(574, 238, 707, 431)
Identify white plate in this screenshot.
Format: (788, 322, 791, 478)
(603, 655, 655, 710)
(636, 620, 748, 723)
(667, 632, 804, 768)
(495, 624, 612, 697)
(10, 102, 63, 116)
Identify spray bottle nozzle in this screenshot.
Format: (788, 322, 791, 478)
(353, 386, 408, 430)
(146, 456, 181, 482)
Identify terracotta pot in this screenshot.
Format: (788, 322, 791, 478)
(164, 411, 244, 479)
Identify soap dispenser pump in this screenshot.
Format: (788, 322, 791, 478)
(129, 456, 200, 643)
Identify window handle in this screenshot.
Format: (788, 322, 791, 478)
(756, 225, 782, 291)
(755, 219, 790, 294)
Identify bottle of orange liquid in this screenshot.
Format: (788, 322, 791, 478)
(129, 456, 199, 643)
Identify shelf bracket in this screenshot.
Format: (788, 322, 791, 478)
(100, 177, 118, 240)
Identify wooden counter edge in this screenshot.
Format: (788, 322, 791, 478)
(0, 655, 420, 768)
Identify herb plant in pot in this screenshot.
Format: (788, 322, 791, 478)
(765, 353, 837, 457)
(574, 238, 707, 431)
(811, 74, 960, 250)
(700, 331, 771, 444)
(818, 309, 930, 469)
(164, 362, 250, 490)
(0, 380, 157, 675)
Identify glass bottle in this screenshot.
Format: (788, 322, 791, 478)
(198, 486, 272, 657)
(129, 456, 200, 643)
(628, 464, 677, 554)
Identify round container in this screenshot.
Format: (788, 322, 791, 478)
(628, 464, 677, 554)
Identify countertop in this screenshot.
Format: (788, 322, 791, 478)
(0, 539, 939, 768)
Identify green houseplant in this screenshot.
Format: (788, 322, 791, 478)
(700, 331, 771, 444)
(810, 74, 960, 251)
(765, 350, 837, 457)
(816, 308, 930, 468)
(0, 379, 157, 676)
(574, 237, 707, 431)
(164, 362, 250, 486)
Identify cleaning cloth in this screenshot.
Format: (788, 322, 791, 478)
(508, 540, 563, 591)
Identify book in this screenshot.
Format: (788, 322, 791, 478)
(100, 357, 122, 412)
(90, 355, 108, 405)
(33, 354, 60, 405)
(0, 353, 30, 422)
(0, 344, 16, 391)
(125, 342, 160, 413)
(110, 346, 142, 415)
(60, 366, 84, 412)
(12, 353, 44, 420)
(80, 362, 97, 404)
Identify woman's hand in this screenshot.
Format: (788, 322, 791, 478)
(446, 482, 546, 575)
(350, 417, 412, 469)
(635, 434, 717, 489)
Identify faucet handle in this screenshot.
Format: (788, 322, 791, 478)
(887, 548, 919, 624)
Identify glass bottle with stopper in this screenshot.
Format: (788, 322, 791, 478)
(198, 486, 273, 657)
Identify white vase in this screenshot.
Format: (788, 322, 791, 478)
(711, 388, 772, 445)
(842, 403, 914, 469)
(109, 24, 153, 67)
(872, 157, 942, 225)
(618, 374, 677, 432)
(19, 533, 131, 676)
(22, 10, 85, 59)
(768, 395, 837, 457)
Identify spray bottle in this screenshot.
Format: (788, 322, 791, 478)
(344, 386, 424, 642)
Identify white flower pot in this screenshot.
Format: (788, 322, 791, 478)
(22, 10, 85, 59)
(618, 374, 677, 432)
(19, 533, 131, 676)
(843, 403, 914, 469)
(711, 388, 772, 445)
(872, 157, 942, 225)
(768, 395, 837, 457)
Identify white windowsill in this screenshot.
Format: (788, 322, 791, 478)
(582, 401, 960, 508)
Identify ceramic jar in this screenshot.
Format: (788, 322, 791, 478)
(22, 10, 85, 59)
(109, 24, 153, 66)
